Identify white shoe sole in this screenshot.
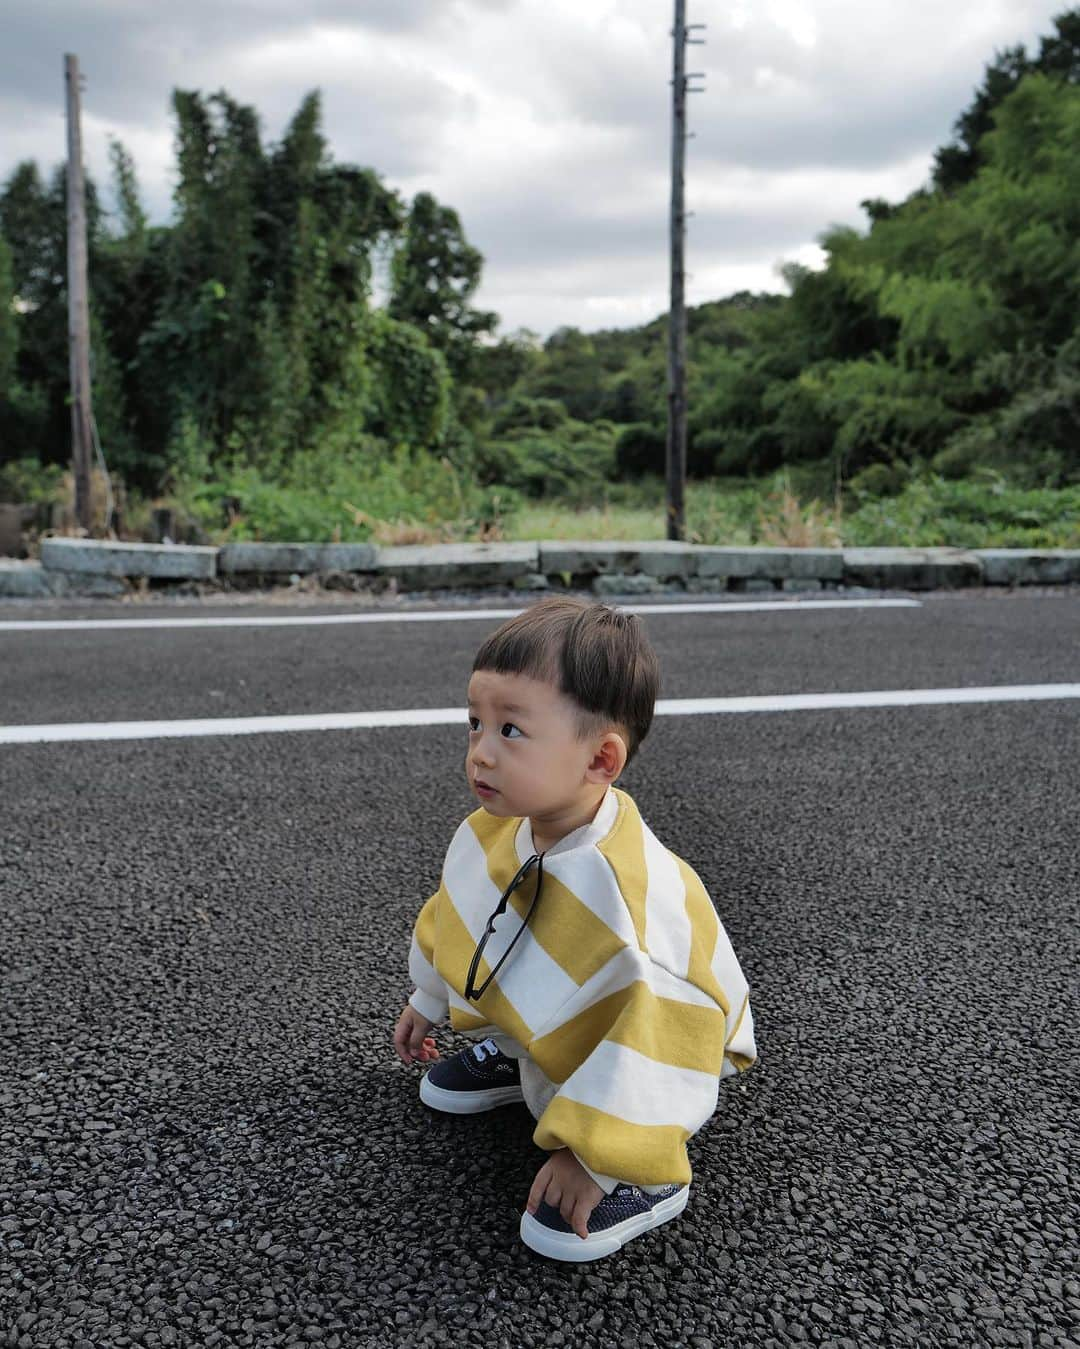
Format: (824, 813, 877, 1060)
(419, 1073, 525, 1114)
(519, 1185, 689, 1262)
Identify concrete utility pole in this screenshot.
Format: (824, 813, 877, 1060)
(65, 53, 94, 533)
(666, 2, 705, 542)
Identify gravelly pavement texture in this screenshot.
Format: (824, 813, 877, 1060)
(2, 592, 1079, 1348)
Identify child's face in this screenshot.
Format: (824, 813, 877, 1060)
(465, 669, 601, 822)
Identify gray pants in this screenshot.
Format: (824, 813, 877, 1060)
(487, 1031, 560, 1119)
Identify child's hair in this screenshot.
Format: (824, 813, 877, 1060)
(472, 597, 660, 762)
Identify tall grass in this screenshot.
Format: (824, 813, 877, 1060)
(164, 444, 515, 545)
(504, 472, 1080, 549)
(12, 448, 1079, 550)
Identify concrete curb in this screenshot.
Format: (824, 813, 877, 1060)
(375, 542, 539, 590)
(3, 539, 1079, 598)
(219, 542, 377, 574)
(842, 547, 983, 591)
(41, 537, 218, 580)
(0, 559, 126, 598)
(974, 548, 1080, 586)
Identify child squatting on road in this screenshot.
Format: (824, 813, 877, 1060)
(393, 596, 757, 1262)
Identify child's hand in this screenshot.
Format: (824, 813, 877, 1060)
(393, 1005, 441, 1066)
(525, 1148, 605, 1241)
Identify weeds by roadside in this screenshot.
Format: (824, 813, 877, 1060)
(4, 453, 1078, 552)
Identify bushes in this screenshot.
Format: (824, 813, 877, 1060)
(933, 371, 1080, 487)
(0, 457, 64, 504)
(490, 396, 570, 435)
(843, 472, 1080, 548)
(475, 421, 616, 505)
(614, 422, 665, 477)
(361, 312, 452, 451)
(163, 440, 516, 544)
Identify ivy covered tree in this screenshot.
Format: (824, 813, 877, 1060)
(0, 235, 15, 401)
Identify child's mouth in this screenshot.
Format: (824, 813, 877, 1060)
(474, 780, 497, 799)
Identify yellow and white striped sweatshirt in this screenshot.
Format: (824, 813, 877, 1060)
(407, 787, 756, 1188)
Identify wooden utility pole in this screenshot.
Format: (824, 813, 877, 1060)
(666, 3, 705, 542)
(65, 53, 94, 533)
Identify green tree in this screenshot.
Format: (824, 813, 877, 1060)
(258, 94, 402, 457)
(92, 140, 165, 480)
(933, 6, 1080, 191)
(0, 163, 79, 462)
(520, 327, 608, 422)
(0, 234, 15, 402)
(472, 328, 542, 406)
(145, 90, 266, 447)
(932, 43, 1031, 192)
(389, 191, 496, 382)
(138, 88, 403, 470)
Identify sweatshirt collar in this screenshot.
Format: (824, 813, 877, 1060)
(515, 787, 619, 864)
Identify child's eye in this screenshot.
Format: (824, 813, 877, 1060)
(500, 723, 523, 739)
(467, 716, 480, 733)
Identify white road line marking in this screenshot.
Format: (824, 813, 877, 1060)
(0, 598, 921, 633)
(2, 684, 1076, 746)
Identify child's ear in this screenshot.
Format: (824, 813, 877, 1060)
(586, 731, 628, 784)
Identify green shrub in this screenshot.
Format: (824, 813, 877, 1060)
(0, 457, 64, 505)
(475, 427, 614, 505)
(614, 422, 665, 478)
(163, 440, 519, 543)
(933, 372, 1080, 487)
(844, 471, 1080, 548)
(847, 461, 908, 498)
(490, 396, 569, 435)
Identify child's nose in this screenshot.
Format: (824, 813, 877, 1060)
(469, 734, 496, 768)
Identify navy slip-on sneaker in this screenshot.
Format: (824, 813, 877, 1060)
(419, 1037, 526, 1114)
(520, 1182, 690, 1262)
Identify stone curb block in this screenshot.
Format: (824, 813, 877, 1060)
(0, 560, 126, 597)
(0, 559, 56, 598)
(540, 541, 698, 580)
(41, 537, 218, 580)
(592, 573, 662, 596)
(974, 549, 1080, 586)
(219, 542, 378, 574)
(375, 542, 539, 590)
(695, 546, 844, 581)
(842, 547, 983, 591)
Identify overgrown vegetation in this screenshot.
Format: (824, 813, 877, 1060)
(2, 9, 1079, 548)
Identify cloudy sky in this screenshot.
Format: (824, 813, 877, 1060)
(0, 0, 1067, 335)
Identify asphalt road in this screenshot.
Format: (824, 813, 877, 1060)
(2, 590, 1079, 1348)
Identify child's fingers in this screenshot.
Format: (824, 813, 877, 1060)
(394, 1010, 423, 1065)
(525, 1167, 552, 1215)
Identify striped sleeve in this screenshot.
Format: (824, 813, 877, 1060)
(526, 948, 729, 1187)
(407, 884, 450, 1025)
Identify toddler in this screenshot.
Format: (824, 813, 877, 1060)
(393, 596, 756, 1261)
